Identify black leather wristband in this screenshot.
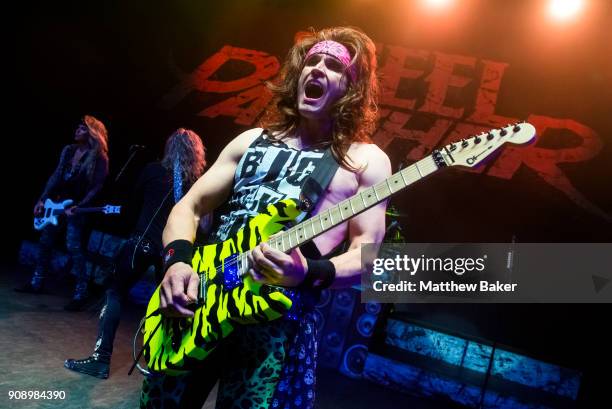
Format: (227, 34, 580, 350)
(162, 239, 194, 273)
(299, 258, 336, 289)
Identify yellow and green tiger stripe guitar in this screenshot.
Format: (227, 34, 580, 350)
(143, 199, 302, 375)
(142, 122, 536, 375)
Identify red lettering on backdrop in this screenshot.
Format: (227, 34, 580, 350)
(199, 85, 273, 125)
(372, 111, 453, 162)
(159, 45, 279, 122)
(489, 115, 610, 222)
(379, 46, 428, 109)
(419, 52, 475, 119)
(160, 42, 608, 220)
(468, 59, 516, 126)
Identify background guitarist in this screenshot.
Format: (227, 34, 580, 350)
(142, 27, 391, 409)
(16, 114, 109, 311)
(64, 128, 208, 378)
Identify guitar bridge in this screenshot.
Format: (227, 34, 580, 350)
(198, 273, 207, 305)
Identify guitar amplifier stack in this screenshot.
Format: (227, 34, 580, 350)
(314, 288, 389, 379)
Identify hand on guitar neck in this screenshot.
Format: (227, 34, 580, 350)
(64, 205, 78, 217)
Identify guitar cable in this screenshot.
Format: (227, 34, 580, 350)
(130, 189, 172, 270)
(127, 188, 171, 377)
(130, 314, 162, 377)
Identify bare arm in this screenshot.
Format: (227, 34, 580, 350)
(250, 144, 392, 289)
(159, 128, 262, 316)
(328, 145, 391, 288)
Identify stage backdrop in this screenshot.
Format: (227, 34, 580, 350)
(9, 0, 611, 247)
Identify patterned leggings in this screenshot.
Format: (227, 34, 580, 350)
(140, 312, 318, 409)
(31, 214, 88, 298)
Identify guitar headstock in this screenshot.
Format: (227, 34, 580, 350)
(103, 205, 121, 215)
(434, 122, 536, 168)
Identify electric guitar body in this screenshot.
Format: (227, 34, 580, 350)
(143, 199, 303, 375)
(33, 198, 75, 230)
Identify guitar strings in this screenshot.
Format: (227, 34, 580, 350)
(199, 158, 436, 283)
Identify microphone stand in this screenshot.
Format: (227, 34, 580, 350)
(114, 146, 144, 183)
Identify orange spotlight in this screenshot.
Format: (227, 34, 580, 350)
(422, 0, 455, 11)
(548, 0, 584, 21)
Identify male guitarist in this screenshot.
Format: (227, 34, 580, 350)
(65, 128, 208, 378)
(17, 115, 109, 311)
(142, 27, 390, 409)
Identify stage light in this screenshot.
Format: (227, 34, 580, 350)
(548, 0, 584, 21)
(421, 0, 454, 11)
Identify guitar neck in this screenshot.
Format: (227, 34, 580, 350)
(74, 207, 106, 214)
(230, 122, 537, 278)
(267, 154, 441, 253)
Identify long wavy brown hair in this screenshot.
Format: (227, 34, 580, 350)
(82, 115, 109, 181)
(161, 128, 207, 186)
(261, 26, 379, 171)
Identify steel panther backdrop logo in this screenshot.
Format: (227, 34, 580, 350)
(160, 41, 609, 222)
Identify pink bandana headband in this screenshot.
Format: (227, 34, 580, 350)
(305, 40, 357, 83)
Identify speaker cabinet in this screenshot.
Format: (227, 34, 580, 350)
(315, 288, 389, 379)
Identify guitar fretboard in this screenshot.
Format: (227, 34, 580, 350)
(237, 154, 440, 276)
(75, 207, 107, 214)
(49, 207, 111, 216)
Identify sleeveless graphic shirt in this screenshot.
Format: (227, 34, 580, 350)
(210, 131, 326, 242)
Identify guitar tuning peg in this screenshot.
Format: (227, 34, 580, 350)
(461, 139, 469, 148)
(500, 128, 508, 136)
(513, 124, 521, 132)
(487, 132, 494, 141)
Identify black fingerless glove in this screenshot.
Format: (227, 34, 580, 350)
(162, 239, 194, 273)
(298, 258, 336, 289)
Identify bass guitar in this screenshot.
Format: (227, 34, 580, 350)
(33, 198, 121, 230)
(142, 122, 536, 375)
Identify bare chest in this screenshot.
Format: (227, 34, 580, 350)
(310, 167, 359, 255)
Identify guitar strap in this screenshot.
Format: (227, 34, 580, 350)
(297, 146, 345, 259)
(254, 129, 339, 215)
(298, 147, 339, 216)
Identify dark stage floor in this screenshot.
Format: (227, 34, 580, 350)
(0, 263, 457, 409)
